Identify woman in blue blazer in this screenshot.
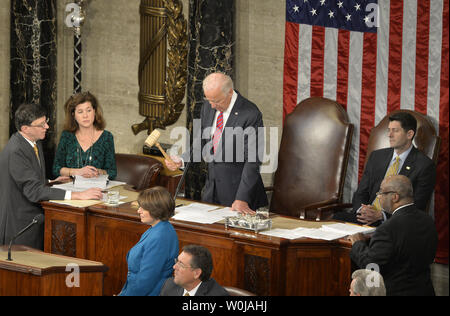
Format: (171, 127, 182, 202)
(118, 186, 179, 296)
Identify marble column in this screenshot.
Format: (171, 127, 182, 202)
(184, 0, 235, 200)
(10, 0, 57, 179)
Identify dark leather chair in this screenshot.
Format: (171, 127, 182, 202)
(269, 97, 354, 221)
(115, 153, 163, 191)
(364, 109, 440, 166)
(224, 286, 256, 296)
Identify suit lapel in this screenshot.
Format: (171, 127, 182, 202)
(16, 133, 44, 179)
(379, 148, 394, 176)
(194, 281, 209, 296)
(399, 147, 417, 177)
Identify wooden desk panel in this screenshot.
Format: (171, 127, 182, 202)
(42, 200, 352, 296)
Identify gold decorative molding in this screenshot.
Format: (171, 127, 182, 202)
(132, 0, 188, 135)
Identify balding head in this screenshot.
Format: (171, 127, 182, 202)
(202, 72, 234, 112)
(203, 72, 234, 95)
(379, 175, 414, 213)
(384, 175, 413, 200)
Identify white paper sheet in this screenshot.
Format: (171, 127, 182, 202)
(52, 179, 127, 192)
(321, 223, 375, 235)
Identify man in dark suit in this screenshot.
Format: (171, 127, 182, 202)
(159, 244, 229, 296)
(166, 72, 268, 214)
(334, 112, 436, 225)
(0, 103, 103, 250)
(349, 175, 438, 296)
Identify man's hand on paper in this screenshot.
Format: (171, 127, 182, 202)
(48, 176, 71, 185)
(72, 187, 103, 200)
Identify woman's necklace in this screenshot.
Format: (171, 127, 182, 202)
(76, 129, 95, 168)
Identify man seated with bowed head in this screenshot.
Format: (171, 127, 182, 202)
(159, 244, 229, 296)
(118, 187, 179, 296)
(348, 175, 438, 296)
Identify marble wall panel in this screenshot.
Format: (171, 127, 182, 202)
(0, 0, 11, 148)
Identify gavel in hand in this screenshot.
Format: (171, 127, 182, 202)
(145, 130, 175, 165)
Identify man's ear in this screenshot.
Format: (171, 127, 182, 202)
(406, 129, 415, 141)
(193, 268, 202, 280)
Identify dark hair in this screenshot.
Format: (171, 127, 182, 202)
(137, 186, 175, 221)
(182, 245, 213, 282)
(15, 103, 47, 131)
(63, 91, 106, 132)
(388, 112, 417, 140)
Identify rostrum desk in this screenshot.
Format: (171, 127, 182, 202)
(0, 245, 107, 296)
(42, 193, 353, 296)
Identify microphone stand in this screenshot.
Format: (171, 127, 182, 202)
(173, 161, 190, 201)
(7, 217, 39, 261)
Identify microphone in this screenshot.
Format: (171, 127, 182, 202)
(6, 214, 44, 261)
(173, 138, 195, 201)
(145, 130, 174, 164)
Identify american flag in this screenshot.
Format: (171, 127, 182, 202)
(283, 0, 448, 263)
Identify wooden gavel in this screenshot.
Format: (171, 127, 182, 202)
(144, 130, 174, 165)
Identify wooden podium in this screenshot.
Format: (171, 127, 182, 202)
(42, 194, 354, 296)
(0, 245, 107, 296)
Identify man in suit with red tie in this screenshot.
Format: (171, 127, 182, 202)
(166, 72, 268, 214)
(333, 112, 436, 226)
(0, 103, 103, 250)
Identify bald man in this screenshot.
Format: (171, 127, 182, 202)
(349, 175, 438, 296)
(166, 73, 268, 214)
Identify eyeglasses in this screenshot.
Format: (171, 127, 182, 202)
(376, 191, 397, 196)
(29, 118, 49, 128)
(174, 258, 194, 269)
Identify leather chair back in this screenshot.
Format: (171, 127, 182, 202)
(365, 109, 440, 166)
(115, 153, 163, 191)
(224, 286, 256, 296)
(270, 97, 353, 219)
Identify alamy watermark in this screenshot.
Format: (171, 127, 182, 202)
(65, 263, 80, 288)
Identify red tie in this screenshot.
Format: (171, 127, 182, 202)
(212, 112, 224, 153)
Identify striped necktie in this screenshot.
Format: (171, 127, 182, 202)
(372, 156, 401, 211)
(212, 111, 224, 154)
(33, 144, 40, 164)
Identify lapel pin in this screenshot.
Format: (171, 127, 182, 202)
(234, 112, 238, 115)
(406, 166, 411, 170)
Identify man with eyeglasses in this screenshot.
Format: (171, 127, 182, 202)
(159, 244, 229, 296)
(165, 72, 268, 215)
(0, 103, 103, 250)
(333, 111, 436, 226)
(348, 175, 438, 296)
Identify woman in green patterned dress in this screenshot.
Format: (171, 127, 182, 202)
(53, 92, 117, 180)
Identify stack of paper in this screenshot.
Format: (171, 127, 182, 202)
(260, 223, 375, 241)
(52, 179, 127, 192)
(74, 175, 108, 189)
(321, 223, 375, 235)
(172, 204, 236, 224)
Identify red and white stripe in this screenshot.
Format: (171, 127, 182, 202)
(283, 0, 448, 263)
